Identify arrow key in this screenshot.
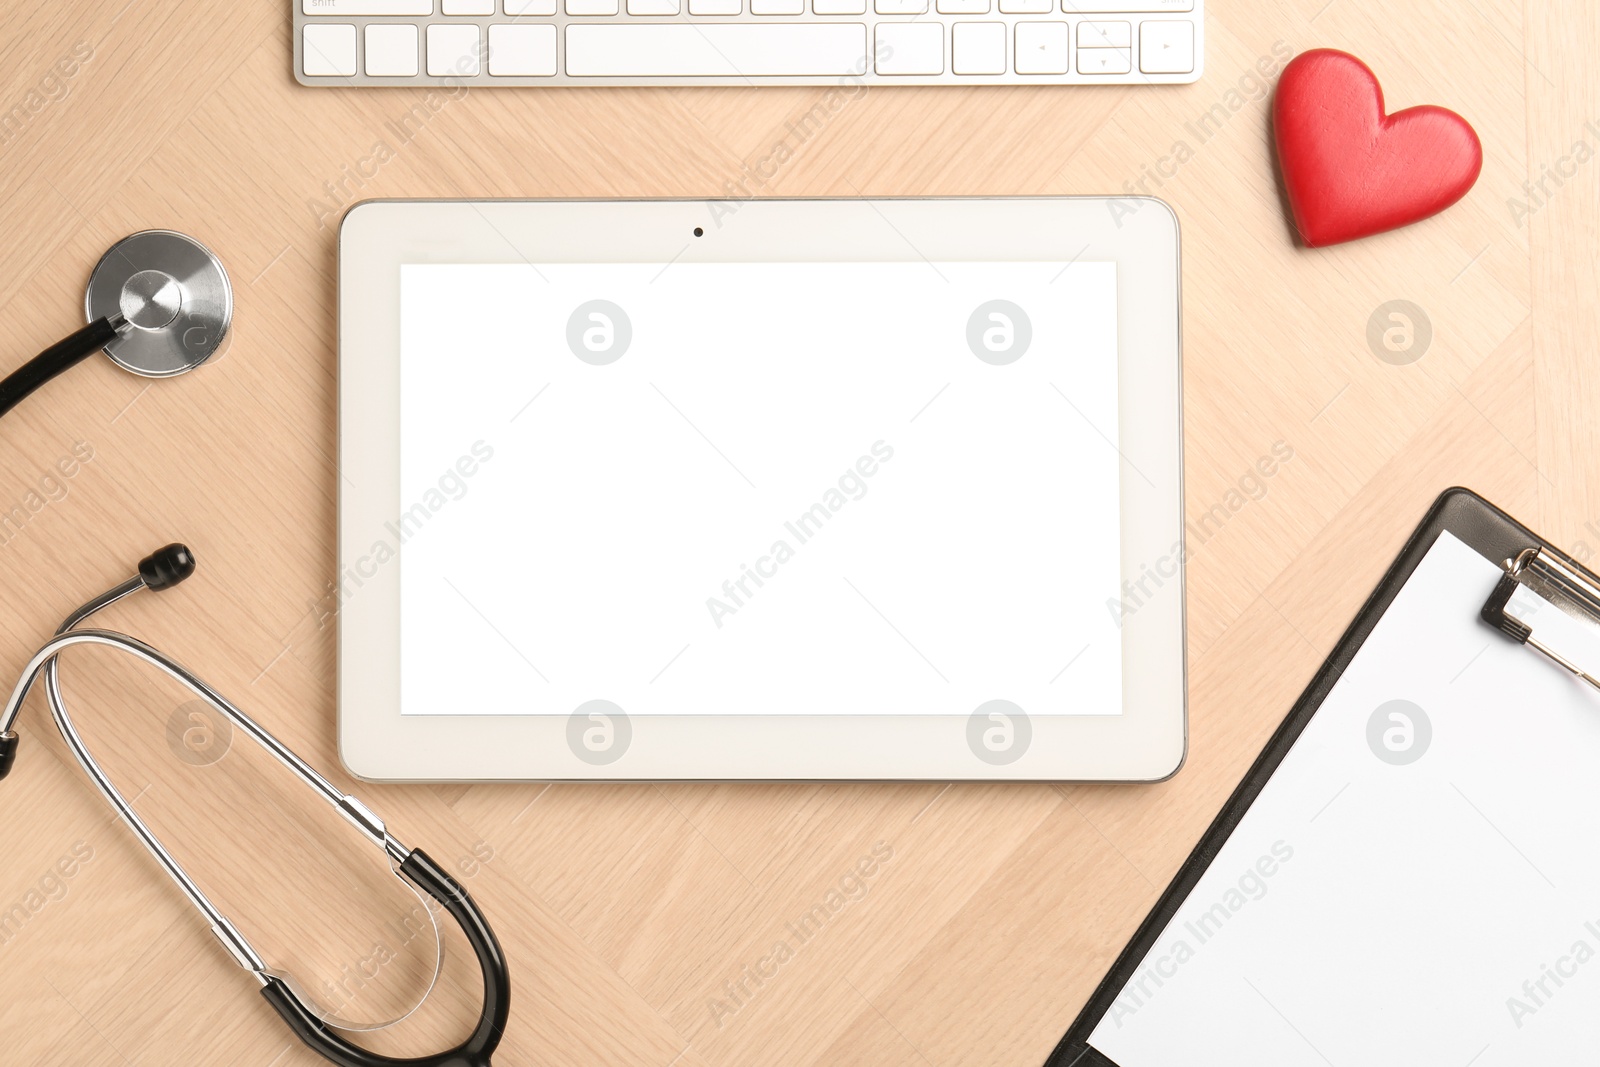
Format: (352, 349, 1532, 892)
(1078, 45, 1131, 74)
(1014, 21, 1068, 74)
(1139, 20, 1193, 74)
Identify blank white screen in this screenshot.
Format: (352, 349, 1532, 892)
(396, 261, 1123, 716)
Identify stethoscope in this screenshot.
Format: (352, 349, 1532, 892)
(0, 232, 510, 1067)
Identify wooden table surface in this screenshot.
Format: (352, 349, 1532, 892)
(1, 2, 1593, 1064)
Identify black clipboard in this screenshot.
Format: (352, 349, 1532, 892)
(1045, 487, 1600, 1067)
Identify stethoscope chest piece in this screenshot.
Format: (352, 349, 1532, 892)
(85, 230, 232, 377)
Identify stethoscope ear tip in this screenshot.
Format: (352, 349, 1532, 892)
(0, 731, 17, 781)
(139, 544, 197, 591)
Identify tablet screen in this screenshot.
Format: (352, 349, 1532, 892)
(1087, 531, 1600, 1063)
(394, 260, 1124, 718)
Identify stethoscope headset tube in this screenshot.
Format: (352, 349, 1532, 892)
(0, 234, 511, 1066)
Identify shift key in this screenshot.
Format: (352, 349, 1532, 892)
(303, 0, 433, 14)
(1061, 1, 1190, 9)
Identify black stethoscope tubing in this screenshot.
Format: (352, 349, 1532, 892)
(0, 315, 126, 419)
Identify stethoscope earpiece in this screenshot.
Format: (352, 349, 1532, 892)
(86, 229, 233, 378)
(138, 542, 198, 590)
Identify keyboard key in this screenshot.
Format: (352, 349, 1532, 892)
(568, 0, 619, 11)
(752, 0, 804, 12)
(505, 0, 557, 11)
(1076, 20, 1129, 47)
(937, 0, 989, 11)
(1061, 0, 1190, 8)
(629, 0, 680, 11)
(443, 0, 494, 11)
(813, 0, 865, 12)
(365, 23, 419, 75)
(302, 0, 431, 13)
(426, 23, 480, 74)
(875, 23, 942, 74)
(303, 24, 357, 75)
(1013, 21, 1067, 74)
(1139, 19, 1193, 73)
(951, 22, 1004, 74)
(566, 24, 868, 75)
(1079, 46, 1130, 73)
(488, 23, 557, 73)
(689, 0, 742, 11)
(999, 0, 1051, 12)
(875, 0, 928, 11)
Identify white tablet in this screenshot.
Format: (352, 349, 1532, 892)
(338, 198, 1185, 781)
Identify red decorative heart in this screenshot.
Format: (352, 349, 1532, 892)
(1273, 49, 1482, 247)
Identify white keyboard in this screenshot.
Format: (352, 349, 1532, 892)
(295, 0, 1202, 86)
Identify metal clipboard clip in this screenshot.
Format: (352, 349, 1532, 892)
(1480, 546, 1600, 692)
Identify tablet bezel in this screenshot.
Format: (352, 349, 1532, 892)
(337, 197, 1185, 781)
(1048, 488, 1551, 1065)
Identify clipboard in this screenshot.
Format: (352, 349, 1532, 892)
(1046, 487, 1600, 1066)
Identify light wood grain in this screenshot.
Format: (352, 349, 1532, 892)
(0, 2, 1577, 1063)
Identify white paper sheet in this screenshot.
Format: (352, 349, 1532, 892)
(1090, 530, 1600, 1066)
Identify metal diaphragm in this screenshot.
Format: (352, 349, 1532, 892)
(85, 230, 233, 378)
